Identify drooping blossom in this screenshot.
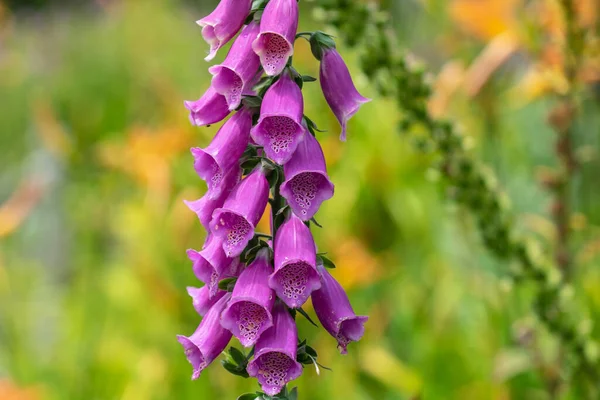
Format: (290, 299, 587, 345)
(177, 293, 233, 379)
(251, 72, 305, 164)
(184, 86, 230, 127)
(192, 108, 252, 198)
(187, 286, 227, 316)
(209, 22, 262, 110)
(252, 0, 299, 76)
(269, 213, 320, 308)
(280, 131, 334, 220)
(187, 235, 240, 297)
(247, 301, 303, 396)
(311, 264, 368, 354)
(210, 168, 270, 257)
(319, 48, 371, 141)
(197, 0, 252, 61)
(184, 166, 241, 230)
(221, 249, 276, 347)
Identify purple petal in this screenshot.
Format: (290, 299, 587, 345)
(197, 0, 252, 61)
(210, 169, 270, 257)
(187, 235, 240, 296)
(247, 302, 303, 395)
(184, 86, 230, 127)
(252, 0, 298, 75)
(319, 48, 371, 141)
(280, 133, 334, 220)
(187, 286, 227, 316)
(177, 293, 233, 379)
(221, 250, 275, 347)
(251, 73, 305, 164)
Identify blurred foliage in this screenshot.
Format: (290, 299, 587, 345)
(0, 0, 599, 400)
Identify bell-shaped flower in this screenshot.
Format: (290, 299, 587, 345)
(177, 293, 233, 379)
(280, 132, 334, 220)
(192, 108, 252, 198)
(209, 22, 261, 110)
(252, 0, 298, 76)
(319, 48, 371, 141)
(184, 167, 241, 230)
(247, 301, 303, 396)
(269, 213, 320, 308)
(209, 168, 270, 257)
(187, 286, 227, 316)
(251, 72, 305, 164)
(311, 264, 368, 354)
(187, 235, 240, 297)
(221, 249, 276, 347)
(184, 87, 230, 127)
(197, 0, 252, 61)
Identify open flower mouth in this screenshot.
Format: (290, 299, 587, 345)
(223, 300, 272, 347)
(192, 149, 223, 194)
(211, 211, 253, 257)
(251, 351, 301, 396)
(254, 33, 292, 76)
(177, 335, 208, 380)
(254, 116, 303, 164)
(270, 261, 320, 308)
(281, 171, 334, 220)
(210, 67, 244, 110)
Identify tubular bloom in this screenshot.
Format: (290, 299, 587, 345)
(247, 301, 303, 396)
(209, 22, 261, 110)
(184, 86, 230, 127)
(312, 264, 368, 354)
(319, 48, 371, 141)
(251, 72, 305, 164)
(252, 0, 299, 76)
(280, 131, 334, 220)
(177, 293, 233, 379)
(180, 1, 370, 397)
(221, 249, 276, 347)
(192, 108, 252, 197)
(209, 169, 270, 257)
(270, 213, 320, 308)
(197, 0, 252, 61)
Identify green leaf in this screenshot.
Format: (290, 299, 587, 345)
(288, 387, 298, 400)
(305, 345, 318, 358)
(218, 277, 237, 292)
(237, 394, 259, 400)
(242, 95, 263, 108)
(296, 307, 319, 327)
(310, 217, 323, 228)
(221, 360, 249, 378)
(317, 254, 336, 269)
(229, 347, 247, 366)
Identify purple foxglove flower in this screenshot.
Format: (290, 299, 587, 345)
(187, 286, 227, 316)
(252, 0, 298, 76)
(319, 48, 371, 141)
(247, 301, 303, 396)
(208, 22, 261, 111)
(177, 293, 232, 379)
(312, 264, 368, 354)
(221, 249, 275, 347)
(269, 213, 320, 308)
(192, 108, 252, 198)
(184, 87, 230, 127)
(187, 235, 240, 297)
(280, 132, 334, 220)
(196, 0, 252, 61)
(184, 167, 241, 230)
(251, 72, 305, 164)
(210, 169, 270, 257)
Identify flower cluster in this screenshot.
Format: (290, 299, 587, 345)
(178, 0, 370, 397)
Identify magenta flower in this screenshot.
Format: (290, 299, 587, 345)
(251, 72, 305, 164)
(221, 249, 276, 347)
(311, 264, 368, 354)
(184, 86, 230, 127)
(209, 169, 270, 257)
(247, 301, 303, 396)
(192, 108, 252, 198)
(187, 235, 240, 297)
(319, 48, 371, 141)
(280, 132, 334, 220)
(196, 0, 252, 61)
(184, 166, 241, 230)
(269, 213, 320, 308)
(187, 286, 227, 317)
(252, 0, 298, 76)
(177, 293, 233, 379)
(209, 22, 261, 110)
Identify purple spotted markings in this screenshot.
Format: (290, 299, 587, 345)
(232, 301, 270, 346)
(263, 116, 296, 154)
(255, 352, 294, 394)
(290, 173, 325, 216)
(277, 262, 309, 302)
(261, 33, 290, 75)
(215, 212, 252, 257)
(210, 163, 223, 187)
(213, 68, 243, 108)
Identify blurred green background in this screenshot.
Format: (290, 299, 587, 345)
(1, 0, 599, 399)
